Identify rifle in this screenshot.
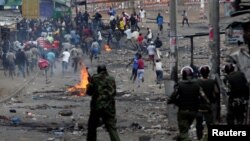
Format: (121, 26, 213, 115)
(246, 83, 250, 124)
(214, 74, 228, 123)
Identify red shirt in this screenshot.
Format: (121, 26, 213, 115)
(137, 58, 144, 69)
(53, 40, 60, 49)
(137, 35, 144, 44)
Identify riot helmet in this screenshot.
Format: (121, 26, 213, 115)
(181, 66, 194, 80)
(224, 63, 235, 74)
(199, 65, 211, 79)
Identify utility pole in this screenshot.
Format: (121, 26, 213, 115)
(131, 0, 135, 13)
(169, 0, 178, 83)
(209, 0, 222, 121)
(209, 0, 220, 76)
(166, 0, 178, 130)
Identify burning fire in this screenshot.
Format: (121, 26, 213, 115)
(104, 44, 112, 52)
(67, 66, 89, 96)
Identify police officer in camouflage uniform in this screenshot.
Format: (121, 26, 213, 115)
(168, 66, 209, 141)
(223, 63, 249, 125)
(196, 65, 220, 140)
(86, 65, 121, 141)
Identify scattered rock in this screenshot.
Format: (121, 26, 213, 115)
(151, 124, 162, 129)
(122, 94, 131, 97)
(10, 116, 21, 125)
(139, 135, 152, 141)
(9, 109, 16, 113)
(59, 110, 73, 117)
(131, 122, 144, 130)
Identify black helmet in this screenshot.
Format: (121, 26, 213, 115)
(224, 63, 235, 74)
(97, 65, 107, 74)
(181, 66, 194, 80)
(199, 65, 211, 78)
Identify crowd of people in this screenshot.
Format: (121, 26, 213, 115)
(0, 6, 249, 141)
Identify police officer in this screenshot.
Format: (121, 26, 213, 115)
(168, 66, 209, 141)
(223, 63, 249, 125)
(196, 65, 220, 140)
(86, 65, 120, 141)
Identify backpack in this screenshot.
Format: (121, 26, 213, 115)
(38, 58, 49, 70)
(155, 40, 162, 48)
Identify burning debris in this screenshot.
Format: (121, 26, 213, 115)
(67, 66, 89, 96)
(104, 44, 112, 52)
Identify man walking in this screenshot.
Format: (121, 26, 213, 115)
(182, 10, 190, 27)
(86, 65, 121, 141)
(46, 49, 56, 77)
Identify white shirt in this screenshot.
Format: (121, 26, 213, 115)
(155, 61, 163, 71)
(147, 44, 155, 55)
(139, 10, 146, 18)
(62, 51, 70, 63)
(98, 31, 102, 40)
(132, 31, 139, 39)
(109, 15, 115, 21)
(147, 30, 153, 39)
(124, 29, 132, 39)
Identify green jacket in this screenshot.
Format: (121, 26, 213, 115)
(87, 72, 116, 110)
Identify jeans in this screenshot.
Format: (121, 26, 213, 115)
(156, 70, 163, 83)
(62, 61, 68, 77)
(31, 58, 38, 72)
(137, 69, 144, 87)
(48, 60, 55, 77)
(17, 64, 25, 78)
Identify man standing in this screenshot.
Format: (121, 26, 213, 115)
(167, 66, 209, 141)
(156, 13, 164, 34)
(223, 63, 249, 125)
(113, 28, 122, 49)
(86, 65, 121, 141)
(16, 49, 27, 78)
(139, 8, 146, 27)
(6, 50, 16, 79)
(196, 65, 220, 140)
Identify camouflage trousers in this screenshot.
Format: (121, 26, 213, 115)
(177, 110, 197, 141)
(87, 108, 120, 141)
(227, 98, 247, 125)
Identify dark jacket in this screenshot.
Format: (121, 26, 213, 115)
(168, 80, 204, 111)
(224, 71, 249, 100)
(15, 50, 27, 65)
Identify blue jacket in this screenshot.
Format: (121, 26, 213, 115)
(156, 15, 164, 25)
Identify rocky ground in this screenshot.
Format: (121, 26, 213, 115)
(0, 4, 247, 141)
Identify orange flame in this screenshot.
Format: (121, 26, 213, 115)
(68, 66, 89, 96)
(104, 44, 112, 52)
